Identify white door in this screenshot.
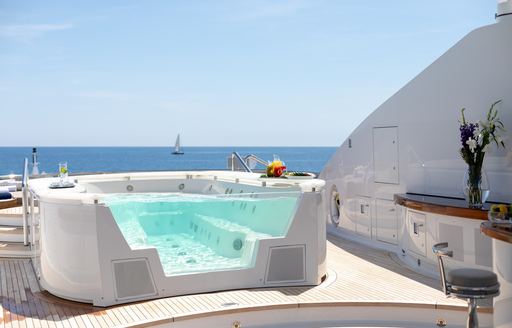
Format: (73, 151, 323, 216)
(373, 127, 399, 184)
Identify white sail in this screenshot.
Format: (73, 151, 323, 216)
(174, 134, 180, 152)
(172, 134, 184, 154)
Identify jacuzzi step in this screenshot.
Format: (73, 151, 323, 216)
(0, 213, 23, 226)
(0, 225, 24, 242)
(0, 206, 23, 225)
(0, 242, 32, 258)
(0, 206, 38, 227)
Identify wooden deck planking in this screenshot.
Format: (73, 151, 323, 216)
(0, 234, 470, 328)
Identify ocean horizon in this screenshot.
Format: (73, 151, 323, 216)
(0, 146, 337, 176)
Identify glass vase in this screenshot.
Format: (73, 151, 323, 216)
(462, 166, 489, 209)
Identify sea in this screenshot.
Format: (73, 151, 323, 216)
(0, 147, 337, 176)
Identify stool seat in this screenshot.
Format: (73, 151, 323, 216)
(433, 242, 500, 328)
(447, 268, 498, 288)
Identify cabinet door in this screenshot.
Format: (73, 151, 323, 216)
(356, 197, 372, 238)
(373, 127, 399, 184)
(407, 210, 426, 257)
(375, 199, 398, 245)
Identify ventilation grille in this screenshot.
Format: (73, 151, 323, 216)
(113, 258, 157, 300)
(265, 245, 305, 284)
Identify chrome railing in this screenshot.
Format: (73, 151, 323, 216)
(228, 152, 253, 172)
(21, 158, 29, 246)
(228, 152, 269, 172)
(243, 154, 268, 169)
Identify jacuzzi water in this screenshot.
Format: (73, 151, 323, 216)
(104, 192, 300, 275)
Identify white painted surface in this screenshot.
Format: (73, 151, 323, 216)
(372, 127, 399, 185)
(375, 199, 398, 245)
(406, 210, 427, 257)
(151, 305, 493, 328)
(493, 238, 512, 328)
(355, 196, 371, 238)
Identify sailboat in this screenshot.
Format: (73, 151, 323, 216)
(172, 134, 184, 155)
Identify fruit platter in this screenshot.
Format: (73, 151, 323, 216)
(259, 171, 316, 180)
(283, 171, 316, 180)
(258, 156, 316, 180)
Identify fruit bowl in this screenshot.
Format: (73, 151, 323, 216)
(488, 204, 512, 224)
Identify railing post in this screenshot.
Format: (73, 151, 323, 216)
(22, 158, 29, 246)
(232, 152, 252, 173)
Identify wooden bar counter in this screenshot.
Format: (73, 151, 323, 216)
(394, 193, 489, 220)
(481, 221, 512, 244)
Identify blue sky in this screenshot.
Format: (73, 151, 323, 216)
(0, 1, 497, 146)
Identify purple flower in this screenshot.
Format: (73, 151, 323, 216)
(460, 123, 478, 147)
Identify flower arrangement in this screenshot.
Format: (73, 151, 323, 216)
(459, 100, 505, 208)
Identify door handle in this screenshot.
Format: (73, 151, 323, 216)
(413, 222, 424, 235)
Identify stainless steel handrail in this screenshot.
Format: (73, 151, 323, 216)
(243, 154, 268, 168)
(229, 152, 253, 173)
(21, 158, 29, 246)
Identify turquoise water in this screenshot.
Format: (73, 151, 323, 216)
(104, 192, 300, 275)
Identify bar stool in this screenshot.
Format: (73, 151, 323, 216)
(432, 242, 500, 328)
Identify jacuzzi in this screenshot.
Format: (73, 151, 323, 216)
(28, 171, 326, 306)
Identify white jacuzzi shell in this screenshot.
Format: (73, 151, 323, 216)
(29, 171, 326, 306)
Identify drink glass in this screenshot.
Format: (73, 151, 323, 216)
(59, 162, 68, 185)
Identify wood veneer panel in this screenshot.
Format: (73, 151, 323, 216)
(481, 221, 512, 244)
(395, 193, 488, 220)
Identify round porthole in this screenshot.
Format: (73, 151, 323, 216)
(126, 185, 134, 192)
(178, 183, 185, 191)
(330, 185, 341, 226)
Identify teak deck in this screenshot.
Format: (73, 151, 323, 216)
(0, 234, 469, 328)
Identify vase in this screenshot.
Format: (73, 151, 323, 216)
(462, 166, 489, 209)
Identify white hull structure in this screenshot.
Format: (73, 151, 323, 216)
(320, 8, 512, 327)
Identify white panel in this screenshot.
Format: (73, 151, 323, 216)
(373, 127, 399, 184)
(375, 199, 398, 245)
(407, 210, 426, 257)
(474, 228, 492, 267)
(438, 223, 464, 262)
(356, 197, 371, 238)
